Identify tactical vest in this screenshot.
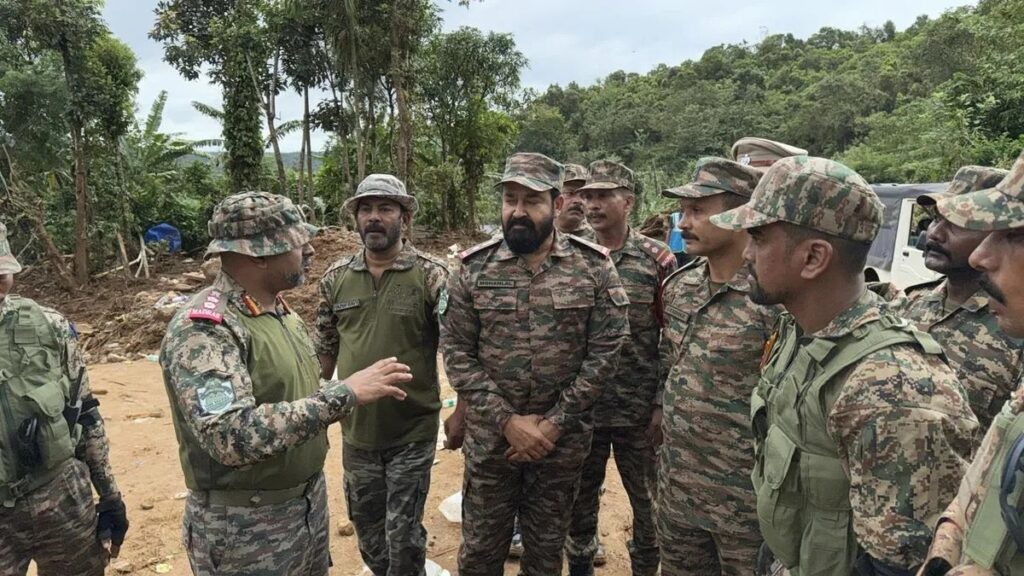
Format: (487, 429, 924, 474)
(326, 258, 440, 450)
(962, 404, 1024, 574)
(173, 302, 327, 494)
(0, 297, 77, 503)
(752, 314, 943, 575)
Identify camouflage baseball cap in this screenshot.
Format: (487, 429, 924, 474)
(578, 160, 636, 193)
(343, 174, 419, 215)
(731, 137, 807, 168)
(563, 163, 588, 184)
(710, 155, 882, 244)
(0, 223, 22, 275)
(662, 157, 763, 199)
(938, 151, 1024, 231)
(496, 152, 563, 195)
(917, 165, 1008, 207)
(206, 192, 319, 258)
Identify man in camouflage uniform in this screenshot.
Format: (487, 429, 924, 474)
(920, 151, 1024, 576)
(655, 157, 778, 576)
(441, 152, 629, 576)
(315, 175, 449, 576)
(564, 160, 676, 576)
(0, 223, 129, 574)
(711, 156, 978, 575)
(896, 165, 1023, 436)
(555, 162, 595, 240)
(161, 192, 413, 576)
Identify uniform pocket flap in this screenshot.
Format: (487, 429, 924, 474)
(764, 425, 798, 490)
(21, 382, 66, 417)
(472, 288, 517, 311)
(552, 287, 595, 309)
(623, 284, 654, 304)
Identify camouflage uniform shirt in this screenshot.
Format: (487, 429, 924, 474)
(440, 232, 629, 434)
(0, 297, 119, 499)
(161, 272, 354, 468)
(788, 290, 977, 566)
(898, 279, 1023, 433)
(564, 221, 596, 242)
(658, 259, 779, 534)
(593, 229, 676, 428)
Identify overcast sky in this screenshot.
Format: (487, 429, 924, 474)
(102, 0, 976, 152)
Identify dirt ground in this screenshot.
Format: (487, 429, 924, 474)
(20, 228, 640, 576)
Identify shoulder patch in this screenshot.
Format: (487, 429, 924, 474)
(903, 278, 942, 294)
(415, 249, 451, 271)
(322, 254, 357, 278)
(660, 257, 705, 289)
(459, 237, 502, 261)
(638, 238, 677, 269)
(187, 289, 227, 324)
(567, 234, 611, 257)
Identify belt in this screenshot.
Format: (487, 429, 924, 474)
(191, 475, 318, 507)
(1, 459, 68, 508)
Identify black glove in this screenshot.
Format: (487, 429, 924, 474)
(96, 495, 129, 550)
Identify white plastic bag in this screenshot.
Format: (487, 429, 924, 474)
(438, 490, 462, 523)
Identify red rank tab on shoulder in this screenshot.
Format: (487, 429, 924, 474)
(188, 290, 225, 324)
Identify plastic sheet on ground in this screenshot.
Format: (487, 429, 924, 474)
(438, 490, 462, 524)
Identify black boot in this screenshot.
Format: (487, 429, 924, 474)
(568, 562, 595, 576)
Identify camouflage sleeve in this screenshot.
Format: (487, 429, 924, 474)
(829, 348, 976, 568)
(162, 320, 354, 467)
(544, 259, 630, 432)
(655, 259, 678, 393)
(54, 315, 121, 500)
(424, 260, 451, 318)
(313, 269, 340, 357)
(439, 265, 517, 433)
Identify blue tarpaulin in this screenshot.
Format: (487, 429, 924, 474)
(144, 223, 182, 253)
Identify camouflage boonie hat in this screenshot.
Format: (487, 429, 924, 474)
(343, 174, 419, 215)
(939, 151, 1024, 231)
(206, 192, 319, 258)
(578, 160, 636, 193)
(496, 152, 563, 195)
(662, 157, 762, 199)
(563, 163, 588, 184)
(731, 137, 807, 168)
(710, 155, 882, 244)
(917, 165, 1008, 207)
(0, 223, 22, 275)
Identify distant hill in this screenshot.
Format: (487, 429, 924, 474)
(177, 151, 325, 173)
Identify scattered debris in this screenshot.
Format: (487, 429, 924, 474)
(337, 520, 355, 537)
(126, 410, 164, 421)
(438, 491, 462, 524)
(140, 502, 154, 510)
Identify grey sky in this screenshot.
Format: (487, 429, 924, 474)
(102, 0, 975, 152)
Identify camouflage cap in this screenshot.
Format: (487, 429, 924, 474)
(917, 165, 1008, 207)
(496, 152, 563, 195)
(578, 160, 636, 193)
(710, 155, 882, 244)
(938, 150, 1024, 231)
(343, 174, 419, 215)
(563, 163, 588, 184)
(731, 137, 807, 168)
(206, 191, 319, 258)
(662, 157, 763, 199)
(0, 223, 22, 275)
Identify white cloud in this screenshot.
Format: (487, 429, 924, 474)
(104, 0, 976, 153)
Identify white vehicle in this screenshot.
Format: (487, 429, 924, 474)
(864, 183, 944, 289)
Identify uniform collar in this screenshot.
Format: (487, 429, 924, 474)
(494, 230, 573, 262)
(348, 240, 418, 272)
(921, 278, 989, 313)
(811, 289, 884, 339)
(679, 259, 751, 293)
(614, 228, 646, 259)
(215, 271, 293, 317)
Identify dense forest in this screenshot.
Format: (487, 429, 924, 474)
(1, 0, 1022, 288)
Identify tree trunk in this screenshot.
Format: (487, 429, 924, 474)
(304, 88, 314, 208)
(465, 166, 479, 232)
(390, 0, 413, 183)
(70, 123, 89, 285)
(247, 53, 287, 195)
(297, 124, 306, 207)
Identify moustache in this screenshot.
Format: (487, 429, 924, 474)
(507, 216, 536, 230)
(980, 274, 1007, 305)
(364, 225, 387, 234)
(681, 233, 698, 241)
(566, 205, 585, 214)
(924, 240, 950, 259)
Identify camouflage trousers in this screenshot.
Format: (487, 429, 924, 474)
(566, 426, 659, 575)
(0, 458, 105, 576)
(182, 472, 330, 576)
(459, 420, 591, 576)
(343, 440, 435, 576)
(655, 512, 761, 576)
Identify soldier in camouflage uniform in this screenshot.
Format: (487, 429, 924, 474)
(896, 166, 1023, 436)
(315, 175, 449, 576)
(555, 163, 596, 240)
(0, 223, 129, 575)
(564, 160, 676, 576)
(440, 152, 629, 576)
(711, 156, 978, 575)
(920, 151, 1024, 576)
(161, 192, 413, 576)
(655, 158, 778, 576)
